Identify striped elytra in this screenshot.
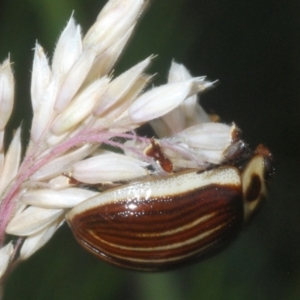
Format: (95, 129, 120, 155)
(66, 146, 272, 271)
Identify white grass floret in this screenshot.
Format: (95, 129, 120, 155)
(31, 44, 52, 113)
(30, 76, 61, 143)
(85, 26, 134, 81)
(51, 76, 109, 135)
(21, 188, 97, 209)
(0, 242, 13, 278)
(176, 123, 233, 150)
(0, 58, 14, 130)
(72, 153, 149, 184)
(93, 56, 152, 116)
(54, 48, 97, 112)
(6, 206, 64, 236)
(0, 127, 21, 195)
(129, 78, 213, 123)
(52, 17, 82, 76)
(83, 0, 144, 50)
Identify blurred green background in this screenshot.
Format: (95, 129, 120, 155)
(1, 0, 299, 299)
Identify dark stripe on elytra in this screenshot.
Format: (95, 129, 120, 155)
(71, 184, 241, 240)
(80, 206, 241, 258)
(93, 207, 240, 248)
(69, 184, 243, 268)
(75, 208, 242, 271)
(72, 183, 241, 235)
(90, 189, 241, 242)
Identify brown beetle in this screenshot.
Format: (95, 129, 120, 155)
(67, 145, 272, 271)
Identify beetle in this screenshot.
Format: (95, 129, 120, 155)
(66, 144, 272, 271)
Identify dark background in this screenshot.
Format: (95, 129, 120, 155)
(1, 0, 299, 299)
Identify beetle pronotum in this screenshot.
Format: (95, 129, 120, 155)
(67, 145, 272, 271)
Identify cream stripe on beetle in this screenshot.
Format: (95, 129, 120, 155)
(89, 221, 226, 252)
(93, 230, 224, 266)
(136, 213, 215, 237)
(67, 166, 241, 219)
(85, 240, 220, 272)
(66, 145, 272, 271)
